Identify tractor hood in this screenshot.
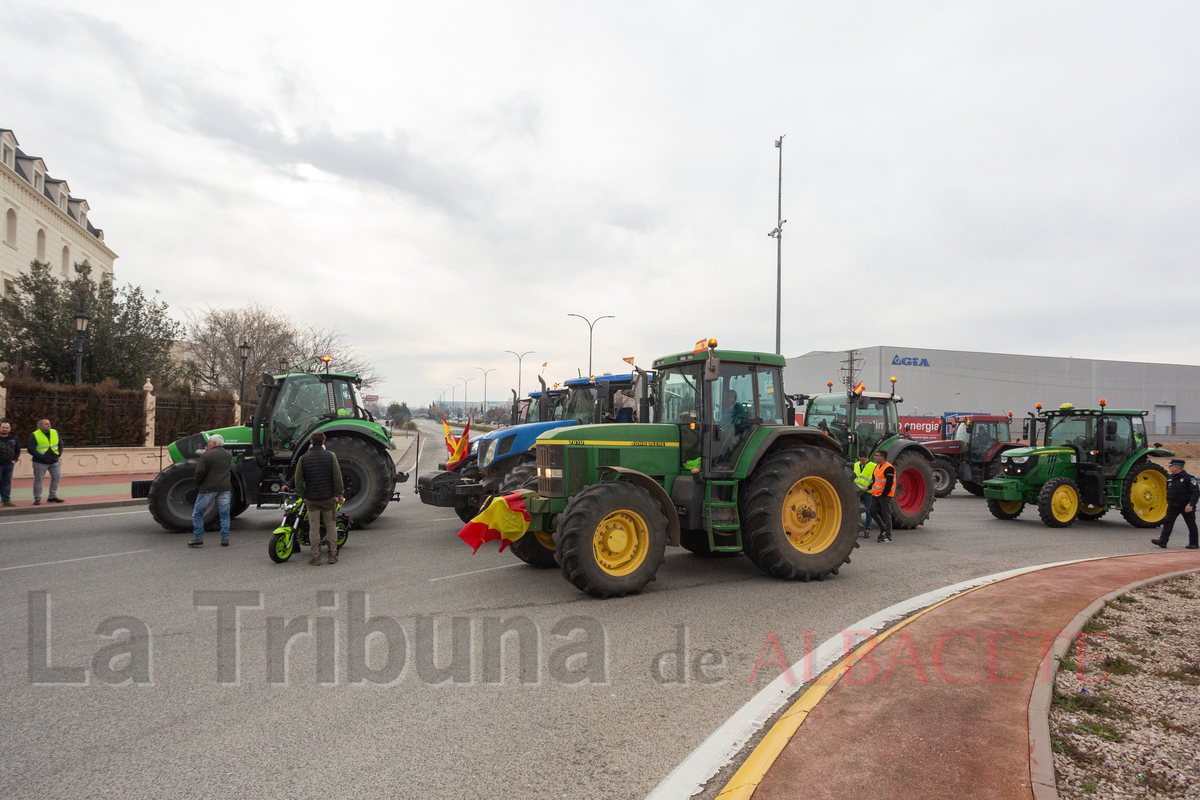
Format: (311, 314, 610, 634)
(999, 446, 1075, 460)
(167, 425, 253, 462)
(536, 422, 678, 446)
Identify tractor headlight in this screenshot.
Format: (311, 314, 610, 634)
(538, 467, 563, 479)
(1009, 456, 1029, 464)
(478, 439, 494, 467)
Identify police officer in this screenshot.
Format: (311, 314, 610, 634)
(1150, 458, 1199, 550)
(870, 450, 895, 543)
(853, 454, 876, 538)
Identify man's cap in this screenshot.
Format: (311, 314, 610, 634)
(1169, 458, 1186, 466)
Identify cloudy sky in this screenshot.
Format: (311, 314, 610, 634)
(4, 1, 1198, 405)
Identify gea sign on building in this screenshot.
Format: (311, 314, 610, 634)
(892, 355, 931, 367)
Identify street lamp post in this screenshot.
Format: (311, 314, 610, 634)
(460, 377, 475, 419)
(279, 357, 289, 374)
(238, 341, 251, 405)
(476, 367, 496, 417)
(505, 350, 535, 400)
(73, 311, 91, 386)
(767, 135, 787, 356)
(446, 384, 456, 414)
(566, 314, 615, 378)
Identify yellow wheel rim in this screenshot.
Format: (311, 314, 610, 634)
(1051, 484, 1078, 522)
(592, 510, 648, 576)
(536, 531, 557, 552)
(781, 476, 842, 554)
(1081, 504, 1104, 517)
(1129, 469, 1167, 523)
(998, 499, 1023, 515)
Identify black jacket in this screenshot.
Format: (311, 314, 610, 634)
(194, 447, 233, 493)
(0, 433, 20, 466)
(27, 430, 62, 465)
(1166, 469, 1200, 510)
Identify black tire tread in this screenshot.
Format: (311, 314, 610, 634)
(1120, 461, 1169, 528)
(1037, 476, 1079, 528)
(890, 451, 936, 529)
(986, 497, 1025, 520)
(147, 460, 214, 533)
(555, 482, 668, 597)
(931, 458, 957, 498)
(499, 463, 557, 568)
(325, 436, 392, 527)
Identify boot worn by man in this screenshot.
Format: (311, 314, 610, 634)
(309, 550, 322, 566)
(328, 549, 338, 565)
(1150, 538, 1167, 549)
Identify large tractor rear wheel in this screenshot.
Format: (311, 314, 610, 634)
(1120, 461, 1169, 528)
(1037, 477, 1080, 528)
(931, 458, 957, 498)
(147, 460, 217, 533)
(890, 452, 935, 529)
(325, 436, 392, 526)
(555, 481, 668, 597)
(742, 447, 859, 581)
(499, 463, 557, 569)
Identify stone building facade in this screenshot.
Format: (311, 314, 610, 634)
(1, 127, 117, 296)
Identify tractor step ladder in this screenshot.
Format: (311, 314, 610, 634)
(704, 480, 743, 552)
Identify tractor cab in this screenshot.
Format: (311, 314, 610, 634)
(1038, 406, 1148, 477)
(266, 372, 372, 454)
(947, 415, 1012, 462)
(803, 392, 898, 459)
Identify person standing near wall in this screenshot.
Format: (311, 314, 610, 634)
(27, 418, 63, 505)
(0, 421, 19, 507)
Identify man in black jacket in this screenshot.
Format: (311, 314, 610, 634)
(0, 421, 19, 507)
(27, 419, 63, 505)
(189, 435, 233, 548)
(293, 432, 344, 566)
(1151, 458, 1199, 550)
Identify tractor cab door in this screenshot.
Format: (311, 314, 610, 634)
(656, 364, 704, 469)
(969, 421, 1004, 462)
(709, 364, 755, 471)
(850, 397, 894, 459)
(1100, 416, 1135, 476)
(269, 374, 334, 453)
(332, 378, 369, 420)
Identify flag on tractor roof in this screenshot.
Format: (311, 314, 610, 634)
(853, 381, 866, 395)
(459, 493, 532, 553)
(693, 339, 708, 353)
(622, 357, 635, 365)
(447, 419, 471, 470)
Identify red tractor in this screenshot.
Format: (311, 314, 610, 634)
(924, 414, 1021, 497)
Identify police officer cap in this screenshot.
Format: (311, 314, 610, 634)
(1169, 458, 1186, 466)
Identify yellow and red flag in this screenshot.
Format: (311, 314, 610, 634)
(853, 381, 866, 396)
(459, 492, 532, 553)
(447, 419, 471, 470)
(693, 339, 708, 354)
(622, 357, 635, 365)
(441, 417, 457, 454)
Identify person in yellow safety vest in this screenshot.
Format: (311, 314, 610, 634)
(27, 418, 64, 505)
(853, 454, 876, 538)
(869, 450, 895, 543)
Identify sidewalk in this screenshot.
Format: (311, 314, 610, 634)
(1, 472, 154, 515)
(725, 550, 1200, 800)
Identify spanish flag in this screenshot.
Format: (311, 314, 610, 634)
(447, 419, 471, 470)
(693, 339, 708, 354)
(853, 380, 866, 396)
(442, 417, 457, 454)
(622, 356, 635, 365)
(459, 492, 532, 553)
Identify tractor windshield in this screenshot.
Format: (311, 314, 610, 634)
(1046, 414, 1095, 450)
(270, 374, 332, 451)
(805, 396, 852, 451)
(953, 423, 970, 444)
(563, 387, 596, 424)
(969, 421, 1007, 459)
(655, 364, 702, 424)
(333, 379, 370, 420)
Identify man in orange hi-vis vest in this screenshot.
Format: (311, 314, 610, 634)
(870, 450, 895, 543)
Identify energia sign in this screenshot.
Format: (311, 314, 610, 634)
(892, 355, 931, 367)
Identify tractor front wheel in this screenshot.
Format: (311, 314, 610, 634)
(741, 447, 859, 581)
(1077, 504, 1108, 521)
(1120, 461, 1169, 528)
(987, 498, 1025, 520)
(1037, 477, 1080, 528)
(890, 452, 936, 529)
(555, 482, 668, 597)
(325, 436, 392, 526)
(499, 462, 557, 569)
(931, 458, 956, 498)
(147, 460, 217, 533)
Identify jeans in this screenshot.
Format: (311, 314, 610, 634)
(0, 463, 13, 502)
(859, 491, 872, 532)
(307, 498, 339, 557)
(193, 491, 232, 541)
(32, 461, 61, 500)
(870, 495, 893, 538)
(1159, 506, 1198, 547)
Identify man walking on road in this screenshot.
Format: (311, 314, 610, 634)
(0, 421, 19, 507)
(870, 450, 895, 543)
(189, 435, 233, 548)
(1151, 458, 1199, 550)
(28, 419, 63, 505)
(293, 432, 344, 566)
(853, 453, 876, 538)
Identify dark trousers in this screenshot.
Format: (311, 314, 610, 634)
(870, 495, 892, 537)
(1159, 506, 1198, 547)
(859, 492, 872, 532)
(0, 463, 13, 502)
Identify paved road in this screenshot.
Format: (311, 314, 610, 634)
(0, 425, 1173, 799)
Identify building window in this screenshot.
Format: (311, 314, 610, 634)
(61, 245, 70, 275)
(3, 278, 14, 296)
(34, 173, 43, 191)
(4, 208, 15, 246)
(36, 228, 45, 260)
(59, 194, 66, 210)
(1, 145, 10, 167)
(79, 212, 87, 228)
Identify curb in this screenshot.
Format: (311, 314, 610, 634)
(1027, 564, 1200, 800)
(0, 498, 147, 518)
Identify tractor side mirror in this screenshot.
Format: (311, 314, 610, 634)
(703, 356, 720, 382)
(786, 406, 796, 426)
(1022, 420, 1031, 440)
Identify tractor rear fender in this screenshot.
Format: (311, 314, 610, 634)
(597, 466, 681, 547)
(1113, 447, 1176, 482)
(741, 428, 842, 478)
(884, 440, 933, 464)
(289, 426, 396, 478)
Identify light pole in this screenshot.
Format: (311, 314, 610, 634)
(73, 311, 90, 385)
(238, 341, 251, 404)
(505, 350, 535, 399)
(446, 384, 456, 412)
(460, 377, 475, 419)
(767, 135, 787, 356)
(279, 357, 289, 374)
(477, 367, 496, 417)
(566, 314, 615, 378)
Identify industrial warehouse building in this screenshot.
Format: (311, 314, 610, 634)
(784, 346, 1200, 438)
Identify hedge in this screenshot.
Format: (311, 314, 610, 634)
(154, 390, 237, 444)
(4, 375, 146, 447)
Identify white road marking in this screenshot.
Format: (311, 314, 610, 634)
(644, 556, 1105, 800)
(428, 563, 523, 582)
(0, 510, 146, 526)
(0, 549, 153, 572)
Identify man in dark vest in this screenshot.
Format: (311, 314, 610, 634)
(294, 432, 345, 565)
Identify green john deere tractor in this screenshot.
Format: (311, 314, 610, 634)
(983, 402, 1173, 528)
(802, 383, 937, 529)
(138, 361, 404, 532)
(513, 341, 860, 598)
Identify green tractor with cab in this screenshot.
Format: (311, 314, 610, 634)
(138, 361, 404, 532)
(983, 402, 1173, 528)
(512, 341, 861, 598)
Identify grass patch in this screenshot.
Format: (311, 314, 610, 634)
(1108, 631, 1131, 644)
(1103, 600, 1124, 612)
(1055, 736, 1103, 765)
(1158, 717, 1195, 735)
(1101, 655, 1137, 675)
(1081, 778, 1098, 793)
(1147, 629, 1163, 637)
(1052, 686, 1127, 719)
(1113, 593, 1136, 604)
(1169, 589, 1194, 598)
(1159, 670, 1200, 686)
(1082, 618, 1109, 633)
(1163, 615, 1176, 623)
(1066, 721, 1124, 742)
(1055, 655, 1084, 673)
